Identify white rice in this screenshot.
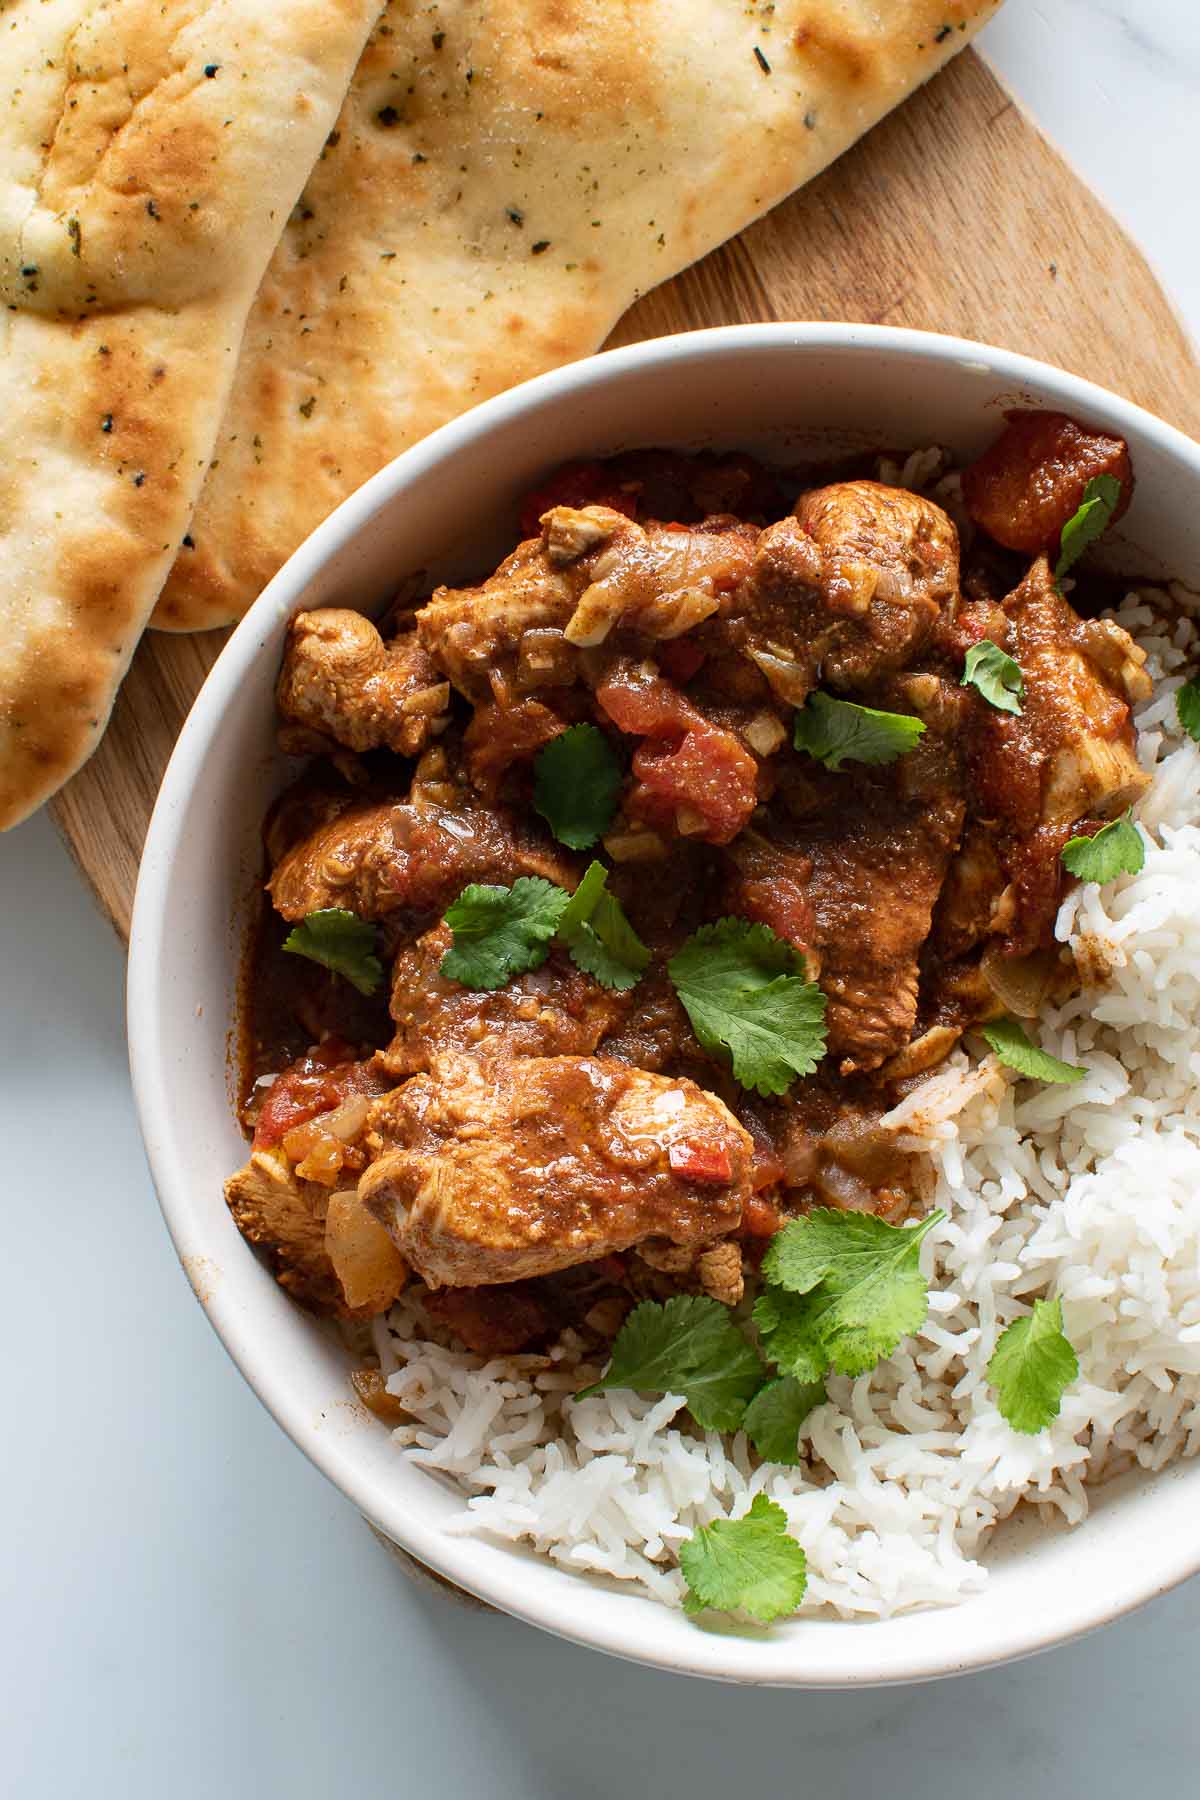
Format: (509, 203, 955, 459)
(374, 582, 1200, 1619)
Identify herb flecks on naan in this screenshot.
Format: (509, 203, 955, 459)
(153, 0, 1001, 631)
(0, 0, 381, 830)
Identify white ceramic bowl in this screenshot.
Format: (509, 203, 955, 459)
(129, 323, 1200, 1686)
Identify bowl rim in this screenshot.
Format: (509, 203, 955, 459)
(128, 320, 1200, 1686)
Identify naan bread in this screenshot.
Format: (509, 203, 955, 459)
(154, 0, 1002, 632)
(0, 0, 381, 830)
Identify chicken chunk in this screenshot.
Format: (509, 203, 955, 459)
(809, 799, 964, 1073)
(358, 1054, 753, 1288)
(965, 557, 1149, 834)
(546, 507, 757, 648)
(277, 611, 450, 758)
(268, 792, 577, 922)
(794, 480, 960, 633)
(227, 1149, 337, 1309)
(225, 1148, 404, 1318)
(734, 482, 959, 703)
(696, 1240, 745, 1307)
(262, 779, 367, 874)
(726, 791, 964, 1073)
(931, 823, 1008, 958)
(961, 410, 1133, 555)
(379, 923, 628, 1076)
(267, 800, 410, 922)
(995, 818, 1108, 958)
(418, 537, 579, 704)
(416, 508, 756, 702)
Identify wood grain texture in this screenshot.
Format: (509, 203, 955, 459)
(50, 48, 1200, 940)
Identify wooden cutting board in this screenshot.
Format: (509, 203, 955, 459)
(51, 47, 1200, 940)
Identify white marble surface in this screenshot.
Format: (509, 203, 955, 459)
(5, 3, 1200, 1793)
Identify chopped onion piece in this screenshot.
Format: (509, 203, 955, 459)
(748, 647, 810, 705)
(742, 711, 787, 755)
(980, 943, 1057, 1018)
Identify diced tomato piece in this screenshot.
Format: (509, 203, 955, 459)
(961, 410, 1133, 555)
(630, 729, 758, 845)
(252, 1047, 386, 1150)
(655, 639, 707, 685)
(596, 670, 758, 846)
(741, 1195, 784, 1237)
(595, 670, 688, 737)
(669, 1139, 735, 1185)
(518, 461, 638, 539)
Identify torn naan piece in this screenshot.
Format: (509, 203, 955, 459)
(0, 0, 382, 830)
(154, 0, 1002, 631)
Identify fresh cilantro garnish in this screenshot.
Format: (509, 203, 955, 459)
(987, 1295, 1078, 1433)
(575, 1295, 763, 1431)
(1176, 676, 1200, 742)
(440, 863, 648, 993)
(557, 859, 650, 992)
(792, 692, 926, 771)
(962, 639, 1025, 714)
(755, 1207, 945, 1379)
(1060, 812, 1144, 883)
(667, 919, 827, 1098)
(533, 723, 623, 849)
(1055, 473, 1122, 580)
(281, 908, 383, 996)
(981, 1016, 1086, 1085)
(751, 1287, 828, 1384)
(440, 877, 569, 990)
(679, 1494, 808, 1623)
(556, 857, 609, 938)
(742, 1376, 824, 1465)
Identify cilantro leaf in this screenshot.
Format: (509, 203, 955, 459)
(556, 858, 607, 938)
(533, 723, 623, 849)
(1055, 473, 1122, 580)
(962, 639, 1025, 714)
(1060, 812, 1144, 884)
(981, 1016, 1086, 1085)
(668, 919, 827, 1098)
(440, 877, 569, 990)
(565, 908, 650, 991)
(1176, 676, 1200, 743)
(751, 1287, 829, 1385)
(792, 692, 926, 771)
(757, 1207, 945, 1378)
(988, 1295, 1078, 1433)
(557, 859, 650, 992)
(440, 863, 649, 995)
(576, 1295, 764, 1431)
(281, 908, 383, 996)
(742, 1376, 825, 1465)
(680, 1494, 807, 1623)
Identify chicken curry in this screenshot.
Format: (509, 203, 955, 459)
(226, 412, 1150, 1383)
